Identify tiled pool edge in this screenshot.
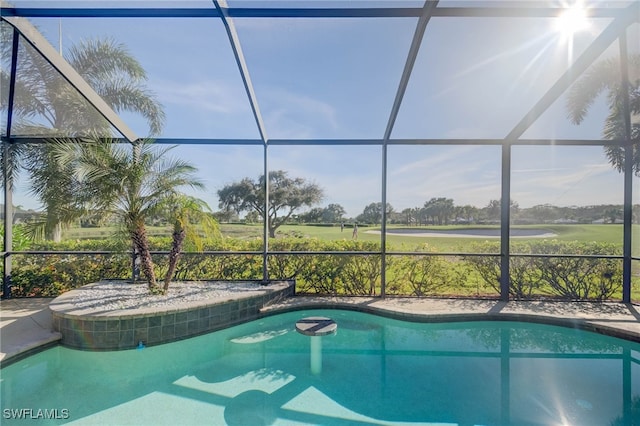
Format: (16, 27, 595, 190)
(50, 280, 295, 350)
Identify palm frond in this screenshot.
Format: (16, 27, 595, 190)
(94, 81, 165, 136)
(0, 141, 25, 190)
(566, 57, 620, 124)
(67, 38, 146, 82)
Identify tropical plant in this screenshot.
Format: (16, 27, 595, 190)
(0, 34, 165, 241)
(566, 54, 640, 173)
(161, 194, 220, 292)
(0, 223, 32, 251)
(58, 137, 202, 293)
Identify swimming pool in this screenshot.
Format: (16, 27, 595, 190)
(1, 309, 639, 425)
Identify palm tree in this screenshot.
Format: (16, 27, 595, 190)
(61, 137, 202, 293)
(566, 54, 640, 173)
(1, 35, 165, 241)
(161, 194, 220, 292)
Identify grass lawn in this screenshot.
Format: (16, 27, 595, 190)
(270, 223, 632, 253)
(64, 222, 635, 253)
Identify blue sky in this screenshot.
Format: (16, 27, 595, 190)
(7, 2, 639, 217)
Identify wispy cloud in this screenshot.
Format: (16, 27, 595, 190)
(513, 167, 572, 173)
(154, 78, 250, 114)
(262, 88, 339, 139)
(389, 146, 480, 177)
(514, 163, 610, 188)
(512, 163, 621, 206)
(388, 147, 502, 209)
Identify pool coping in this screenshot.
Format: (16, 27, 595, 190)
(0, 297, 61, 366)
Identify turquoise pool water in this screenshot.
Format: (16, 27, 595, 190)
(1, 309, 639, 425)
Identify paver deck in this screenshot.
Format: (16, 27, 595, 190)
(2, 295, 640, 366)
(1, 298, 60, 365)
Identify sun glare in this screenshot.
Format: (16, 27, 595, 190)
(555, 1, 590, 36)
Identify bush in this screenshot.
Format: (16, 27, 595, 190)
(11, 253, 130, 297)
(269, 239, 382, 295)
(5, 236, 625, 300)
(386, 255, 448, 296)
(464, 240, 622, 301)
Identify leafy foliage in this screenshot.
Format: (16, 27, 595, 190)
(9, 239, 130, 297)
(217, 170, 323, 237)
(1, 35, 165, 241)
(566, 54, 640, 174)
(0, 223, 32, 251)
(7, 237, 626, 301)
(465, 240, 623, 300)
(64, 137, 206, 293)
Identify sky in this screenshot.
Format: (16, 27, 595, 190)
(5, 1, 640, 217)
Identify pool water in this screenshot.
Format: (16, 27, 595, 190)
(1, 309, 639, 425)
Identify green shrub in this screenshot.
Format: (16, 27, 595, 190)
(464, 240, 622, 301)
(386, 255, 448, 296)
(5, 236, 625, 300)
(11, 253, 130, 297)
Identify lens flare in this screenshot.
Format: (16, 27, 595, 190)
(555, 1, 590, 36)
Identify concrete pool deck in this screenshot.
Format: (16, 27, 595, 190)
(2, 296, 640, 365)
(0, 298, 60, 365)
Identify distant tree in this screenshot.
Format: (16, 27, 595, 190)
(387, 210, 405, 225)
(483, 199, 519, 222)
(526, 204, 559, 223)
(214, 209, 239, 223)
(300, 207, 324, 223)
(485, 199, 501, 222)
(423, 197, 455, 225)
(217, 170, 323, 237)
(566, 54, 640, 174)
(300, 204, 346, 224)
(321, 203, 346, 223)
(604, 207, 622, 224)
(455, 204, 478, 224)
(357, 202, 394, 224)
(245, 211, 260, 224)
(400, 208, 415, 226)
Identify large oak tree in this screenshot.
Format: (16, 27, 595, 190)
(217, 170, 323, 237)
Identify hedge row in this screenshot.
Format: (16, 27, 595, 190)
(463, 240, 623, 301)
(5, 238, 623, 301)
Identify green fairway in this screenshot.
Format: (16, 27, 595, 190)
(255, 223, 631, 253)
(64, 222, 633, 253)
